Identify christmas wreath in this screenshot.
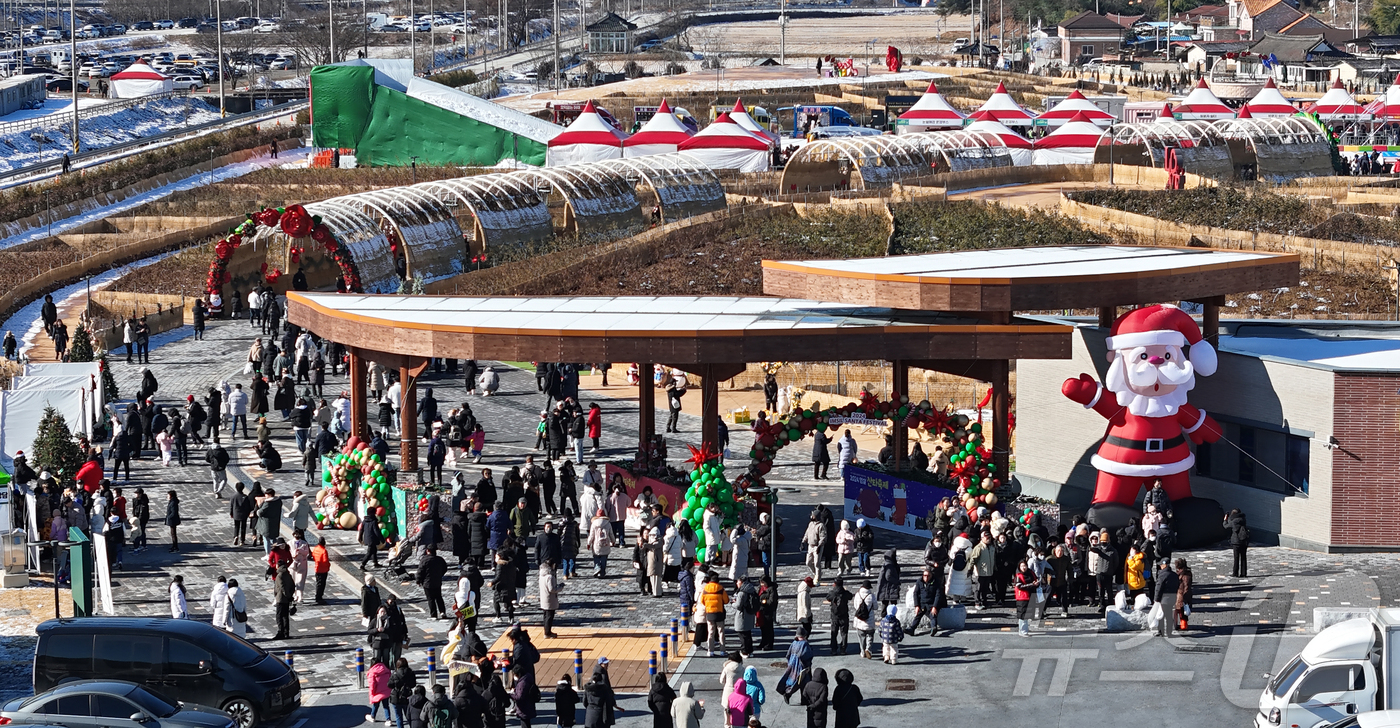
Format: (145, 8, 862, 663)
(206, 204, 366, 297)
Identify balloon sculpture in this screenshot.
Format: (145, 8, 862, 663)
(317, 435, 396, 540)
(677, 442, 741, 563)
(744, 391, 1004, 513)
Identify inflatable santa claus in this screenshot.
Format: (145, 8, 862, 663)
(1062, 304, 1226, 545)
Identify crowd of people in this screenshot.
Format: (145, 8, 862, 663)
(2, 294, 1258, 728)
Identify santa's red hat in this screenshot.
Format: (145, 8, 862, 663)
(1104, 304, 1217, 376)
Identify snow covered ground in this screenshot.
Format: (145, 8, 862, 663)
(5, 246, 187, 356)
(0, 97, 112, 125)
(0, 97, 221, 174)
(0, 147, 310, 251)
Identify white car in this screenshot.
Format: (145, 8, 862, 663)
(269, 57, 296, 70)
(171, 74, 204, 90)
(255, 22, 278, 32)
(155, 19, 175, 29)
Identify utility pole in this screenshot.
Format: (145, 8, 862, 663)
(329, 0, 335, 63)
(363, 0, 369, 57)
(779, 0, 785, 65)
(69, 0, 76, 152)
(552, 0, 559, 89)
(428, 0, 434, 72)
(409, 0, 415, 74)
(215, 0, 225, 116)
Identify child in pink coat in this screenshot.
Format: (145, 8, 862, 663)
(367, 661, 391, 722)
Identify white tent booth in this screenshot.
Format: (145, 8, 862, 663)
(678, 113, 772, 172)
(108, 61, 174, 98)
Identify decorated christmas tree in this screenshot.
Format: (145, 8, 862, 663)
(31, 406, 83, 484)
(679, 443, 743, 562)
(67, 325, 94, 362)
(98, 357, 119, 402)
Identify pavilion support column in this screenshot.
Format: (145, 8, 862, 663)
(399, 360, 428, 472)
(638, 363, 655, 457)
(1196, 295, 1224, 347)
(701, 367, 720, 454)
(892, 360, 908, 470)
(1098, 306, 1116, 329)
(989, 359, 1011, 489)
(348, 349, 368, 441)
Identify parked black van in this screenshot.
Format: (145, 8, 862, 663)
(34, 618, 300, 728)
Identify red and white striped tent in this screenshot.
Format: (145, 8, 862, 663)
(108, 60, 173, 98)
(727, 98, 774, 141)
(678, 112, 772, 172)
(1036, 90, 1116, 127)
(1174, 79, 1235, 120)
(1154, 102, 1176, 123)
(897, 81, 967, 131)
(623, 99, 693, 158)
(1243, 78, 1297, 118)
(963, 118, 1033, 165)
(546, 100, 630, 166)
(1031, 110, 1106, 165)
(1236, 105, 1255, 119)
(1364, 74, 1400, 120)
(1307, 79, 1372, 121)
(968, 82, 1035, 127)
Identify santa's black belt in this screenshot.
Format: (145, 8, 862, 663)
(1104, 434, 1185, 453)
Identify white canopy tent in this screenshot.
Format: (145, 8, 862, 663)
(546, 101, 630, 167)
(108, 61, 174, 98)
(624, 99, 694, 158)
(678, 112, 772, 172)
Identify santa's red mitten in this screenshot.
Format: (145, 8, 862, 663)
(1061, 373, 1101, 406)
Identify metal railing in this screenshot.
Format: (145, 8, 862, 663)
(0, 98, 306, 189)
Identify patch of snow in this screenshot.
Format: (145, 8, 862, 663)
(7, 246, 185, 355)
(405, 77, 562, 144)
(0, 97, 221, 175)
(0, 96, 112, 125)
(0, 148, 311, 250)
(1246, 293, 1262, 300)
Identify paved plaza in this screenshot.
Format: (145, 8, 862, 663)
(7, 315, 1400, 725)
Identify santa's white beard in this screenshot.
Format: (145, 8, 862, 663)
(1104, 354, 1194, 417)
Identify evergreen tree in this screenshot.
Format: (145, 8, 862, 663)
(99, 356, 119, 403)
(67, 325, 94, 363)
(31, 406, 83, 484)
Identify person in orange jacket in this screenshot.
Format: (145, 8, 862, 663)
(310, 536, 332, 604)
(701, 578, 730, 656)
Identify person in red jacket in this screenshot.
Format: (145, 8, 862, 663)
(1061, 305, 1223, 536)
(76, 454, 104, 494)
(586, 403, 602, 454)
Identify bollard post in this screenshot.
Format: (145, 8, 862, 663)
(426, 647, 437, 686)
(670, 618, 679, 654)
(502, 648, 511, 682)
(355, 647, 365, 689)
(681, 613, 689, 640)
(574, 649, 584, 690)
(284, 650, 293, 669)
(660, 635, 668, 673)
(649, 651, 657, 676)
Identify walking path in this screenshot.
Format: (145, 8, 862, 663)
(21, 310, 1396, 724)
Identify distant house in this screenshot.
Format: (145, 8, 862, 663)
(1183, 40, 1252, 70)
(584, 12, 636, 54)
(1104, 13, 1145, 28)
(1241, 32, 1353, 85)
(1058, 12, 1127, 64)
(1223, 0, 1345, 40)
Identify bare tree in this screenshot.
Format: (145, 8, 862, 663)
(281, 7, 368, 65)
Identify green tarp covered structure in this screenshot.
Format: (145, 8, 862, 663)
(311, 65, 548, 167)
